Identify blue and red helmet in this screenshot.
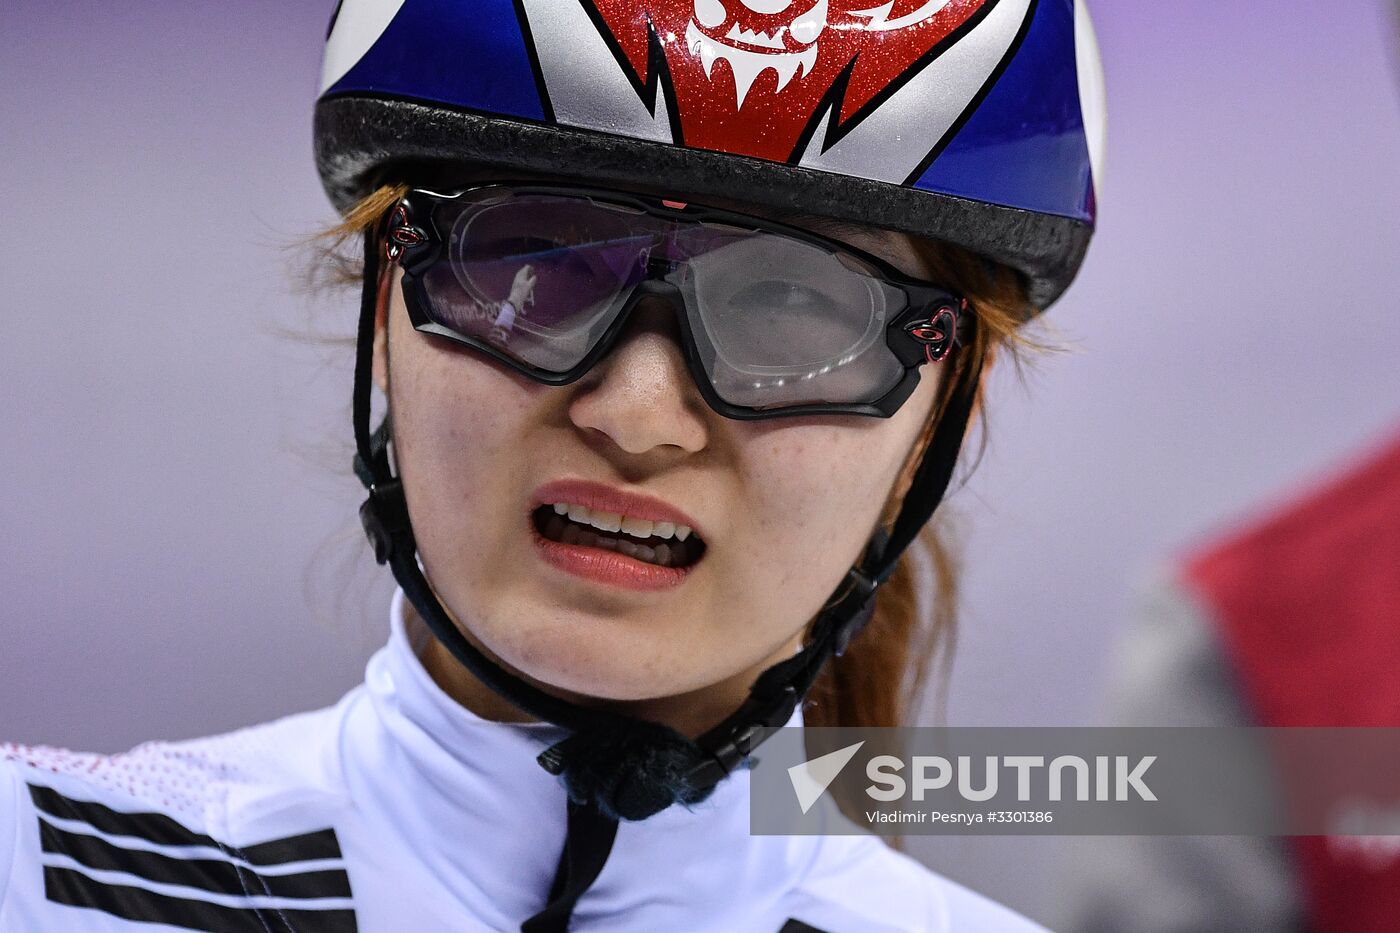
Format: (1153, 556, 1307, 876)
(314, 0, 1104, 308)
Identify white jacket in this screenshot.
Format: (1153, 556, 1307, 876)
(0, 590, 1044, 932)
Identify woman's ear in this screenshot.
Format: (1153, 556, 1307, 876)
(371, 264, 393, 395)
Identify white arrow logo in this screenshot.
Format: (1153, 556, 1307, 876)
(788, 741, 865, 814)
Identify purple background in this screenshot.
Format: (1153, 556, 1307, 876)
(3, 0, 1399, 923)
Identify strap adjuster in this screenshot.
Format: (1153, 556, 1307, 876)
(687, 683, 798, 787)
(831, 568, 879, 658)
(359, 479, 410, 565)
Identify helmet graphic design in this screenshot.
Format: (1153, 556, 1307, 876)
(572, 0, 1005, 162)
(317, 0, 1105, 307)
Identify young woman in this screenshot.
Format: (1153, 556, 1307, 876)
(1, 1, 1105, 930)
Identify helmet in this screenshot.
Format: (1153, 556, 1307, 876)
(317, 0, 1105, 826)
(316, 0, 1105, 309)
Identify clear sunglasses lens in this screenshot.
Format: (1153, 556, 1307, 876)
(421, 194, 656, 372)
(675, 229, 904, 409)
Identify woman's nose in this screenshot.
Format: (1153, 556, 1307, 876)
(566, 299, 710, 458)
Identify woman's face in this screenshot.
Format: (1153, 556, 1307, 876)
(374, 183, 951, 732)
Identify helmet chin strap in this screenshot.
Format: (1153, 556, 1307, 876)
(353, 228, 980, 822)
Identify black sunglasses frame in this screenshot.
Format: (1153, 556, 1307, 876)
(384, 182, 971, 420)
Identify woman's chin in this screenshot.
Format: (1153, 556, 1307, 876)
(489, 620, 713, 705)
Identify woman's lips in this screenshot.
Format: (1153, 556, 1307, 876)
(528, 519, 695, 591)
(527, 478, 707, 591)
(530, 478, 706, 543)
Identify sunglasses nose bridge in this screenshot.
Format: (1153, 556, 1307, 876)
(590, 277, 709, 390)
(611, 279, 693, 349)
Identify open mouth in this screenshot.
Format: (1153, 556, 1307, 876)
(531, 504, 708, 570)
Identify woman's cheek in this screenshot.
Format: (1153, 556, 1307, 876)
(390, 341, 536, 590)
(733, 425, 893, 611)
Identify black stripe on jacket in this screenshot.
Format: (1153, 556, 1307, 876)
(39, 819, 353, 899)
(28, 783, 342, 864)
(28, 782, 357, 932)
(44, 867, 358, 933)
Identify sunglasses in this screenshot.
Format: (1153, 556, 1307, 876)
(383, 183, 969, 419)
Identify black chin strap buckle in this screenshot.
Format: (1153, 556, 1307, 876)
(359, 479, 410, 565)
(687, 683, 799, 788)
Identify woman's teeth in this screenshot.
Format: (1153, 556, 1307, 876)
(557, 521, 674, 565)
(535, 502, 705, 569)
(550, 501, 693, 543)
